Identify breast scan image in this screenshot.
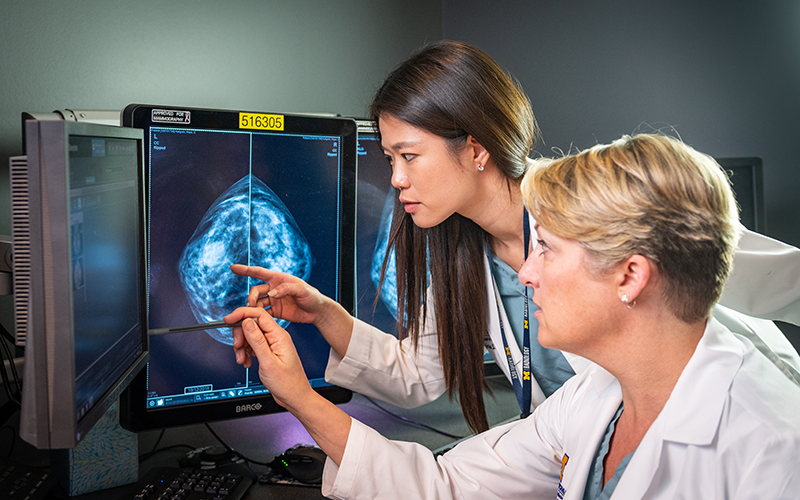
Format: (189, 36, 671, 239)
(370, 190, 398, 319)
(144, 127, 341, 398)
(179, 174, 313, 345)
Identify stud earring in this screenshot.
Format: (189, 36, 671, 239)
(477, 164, 484, 171)
(621, 293, 636, 309)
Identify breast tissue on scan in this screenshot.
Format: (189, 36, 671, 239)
(371, 190, 432, 324)
(371, 190, 398, 318)
(179, 175, 314, 345)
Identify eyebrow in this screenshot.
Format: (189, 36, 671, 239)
(381, 140, 421, 152)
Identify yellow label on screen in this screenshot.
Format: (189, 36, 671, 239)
(239, 112, 284, 131)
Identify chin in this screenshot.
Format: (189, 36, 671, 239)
(537, 328, 561, 350)
(410, 213, 444, 229)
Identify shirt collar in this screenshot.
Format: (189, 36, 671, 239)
(658, 318, 744, 444)
(586, 318, 744, 445)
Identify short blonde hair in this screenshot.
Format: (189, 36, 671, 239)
(522, 134, 740, 323)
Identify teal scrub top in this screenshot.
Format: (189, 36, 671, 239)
(583, 403, 635, 500)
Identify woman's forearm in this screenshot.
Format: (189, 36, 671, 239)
(284, 391, 352, 466)
(313, 298, 355, 360)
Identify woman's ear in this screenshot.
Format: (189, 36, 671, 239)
(466, 135, 491, 169)
(616, 255, 651, 305)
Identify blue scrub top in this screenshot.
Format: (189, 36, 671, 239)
(583, 404, 635, 500)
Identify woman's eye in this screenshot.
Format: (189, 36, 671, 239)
(401, 153, 416, 162)
(384, 155, 394, 165)
(537, 239, 548, 253)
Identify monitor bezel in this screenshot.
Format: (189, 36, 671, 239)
(17, 118, 150, 448)
(119, 104, 355, 431)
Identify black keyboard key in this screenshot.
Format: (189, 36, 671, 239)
(127, 466, 253, 500)
(0, 459, 57, 500)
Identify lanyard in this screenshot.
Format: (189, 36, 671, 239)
(486, 208, 532, 418)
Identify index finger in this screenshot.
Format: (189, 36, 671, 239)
(230, 264, 279, 282)
(223, 306, 274, 327)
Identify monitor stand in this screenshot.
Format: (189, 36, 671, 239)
(50, 401, 139, 496)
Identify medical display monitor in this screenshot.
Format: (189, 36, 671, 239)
(354, 120, 400, 336)
(13, 116, 148, 448)
(119, 105, 355, 430)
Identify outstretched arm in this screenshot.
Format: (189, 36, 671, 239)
(232, 264, 450, 409)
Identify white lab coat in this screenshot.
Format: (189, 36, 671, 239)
(322, 319, 800, 499)
(325, 226, 800, 410)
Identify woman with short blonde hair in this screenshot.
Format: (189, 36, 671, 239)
(523, 134, 739, 322)
(226, 134, 800, 499)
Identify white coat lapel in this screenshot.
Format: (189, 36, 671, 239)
(559, 369, 622, 500)
(607, 320, 743, 498)
(482, 253, 550, 409)
(483, 253, 523, 369)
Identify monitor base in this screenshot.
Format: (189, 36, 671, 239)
(50, 402, 138, 496)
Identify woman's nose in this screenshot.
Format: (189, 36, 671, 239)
(391, 163, 409, 189)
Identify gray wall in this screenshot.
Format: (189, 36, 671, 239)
(443, 0, 800, 346)
(444, 0, 800, 247)
(2, 1, 797, 329)
(0, 0, 442, 220)
(0, 0, 442, 329)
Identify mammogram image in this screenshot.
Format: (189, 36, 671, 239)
(371, 190, 398, 318)
(178, 174, 313, 345)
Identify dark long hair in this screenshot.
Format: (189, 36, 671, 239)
(369, 40, 539, 433)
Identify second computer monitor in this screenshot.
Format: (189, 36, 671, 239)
(354, 120, 401, 336)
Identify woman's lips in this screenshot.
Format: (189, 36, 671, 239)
(402, 201, 419, 213)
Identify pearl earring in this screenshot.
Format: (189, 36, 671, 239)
(621, 293, 636, 309)
(477, 164, 484, 171)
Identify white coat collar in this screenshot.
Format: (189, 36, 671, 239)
(612, 318, 745, 498)
(585, 318, 743, 445)
(657, 318, 744, 444)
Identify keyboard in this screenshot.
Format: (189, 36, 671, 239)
(130, 465, 254, 500)
(0, 458, 58, 500)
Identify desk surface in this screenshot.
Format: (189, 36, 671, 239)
(6, 374, 518, 499)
